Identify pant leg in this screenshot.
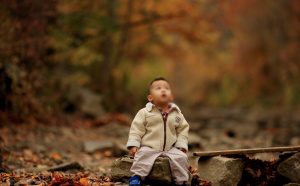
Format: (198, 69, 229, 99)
(130, 146, 162, 179)
(163, 147, 189, 185)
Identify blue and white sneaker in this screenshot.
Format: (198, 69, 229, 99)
(129, 175, 141, 186)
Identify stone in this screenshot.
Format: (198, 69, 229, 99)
(27, 161, 83, 173)
(111, 157, 171, 184)
(67, 86, 105, 118)
(188, 133, 203, 149)
(272, 132, 291, 147)
(197, 156, 244, 186)
(112, 140, 129, 157)
(290, 137, 300, 146)
(277, 152, 300, 183)
(48, 161, 83, 171)
(111, 157, 191, 185)
(84, 140, 114, 153)
(14, 178, 35, 186)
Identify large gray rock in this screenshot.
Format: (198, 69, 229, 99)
(277, 152, 300, 183)
(111, 157, 172, 185)
(84, 140, 114, 153)
(111, 157, 191, 185)
(197, 156, 244, 186)
(83, 140, 128, 156)
(68, 86, 105, 118)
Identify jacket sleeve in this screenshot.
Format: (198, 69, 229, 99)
(126, 109, 146, 149)
(174, 114, 189, 151)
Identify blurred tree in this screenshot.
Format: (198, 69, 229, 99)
(1, 0, 300, 124)
(0, 0, 57, 122)
(217, 0, 300, 107)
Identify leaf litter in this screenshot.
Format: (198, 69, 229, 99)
(0, 121, 212, 186)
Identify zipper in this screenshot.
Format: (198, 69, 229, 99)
(162, 110, 170, 151)
(163, 118, 166, 151)
(158, 107, 171, 151)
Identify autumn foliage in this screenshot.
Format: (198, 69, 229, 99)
(1, 0, 300, 123)
(0, 171, 115, 186)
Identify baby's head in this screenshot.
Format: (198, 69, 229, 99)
(147, 77, 174, 106)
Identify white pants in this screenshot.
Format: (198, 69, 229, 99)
(130, 146, 189, 185)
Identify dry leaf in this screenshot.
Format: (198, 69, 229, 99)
(50, 153, 62, 160)
(80, 178, 88, 186)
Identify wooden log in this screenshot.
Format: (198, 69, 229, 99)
(193, 146, 300, 157)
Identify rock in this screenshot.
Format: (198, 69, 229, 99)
(111, 157, 171, 184)
(111, 157, 132, 181)
(284, 183, 300, 186)
(67, 86, 105, 118)
(290, 137, 300, 146)
(32, 144, 47, 153)
(272, 131, 291, 147)
(102, 123, 130, 140)
(49, 161, 83, 171)
(14, 178, 40, 186)
(233, 122, 258, 138)
(84, 140, 114, 153)
(111, 157, 191, 185)
(83, 139, 128, 156)
(277, 152, 300, 183)
(197, 156, 244, 186)
(112, 140, 128, 157)
(188, 133, 202, 149)
(27, 161, 83, 173)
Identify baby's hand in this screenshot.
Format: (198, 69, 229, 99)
(129, 146, 139, 158)
(178, 148, 187, 153)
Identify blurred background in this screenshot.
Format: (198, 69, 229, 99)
(1, 0, 300, 120)
(1, 0, 300, 176)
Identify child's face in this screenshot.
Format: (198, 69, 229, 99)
(147, 80, 174, 105)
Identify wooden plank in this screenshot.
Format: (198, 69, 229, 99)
(193, 146, 300, 157)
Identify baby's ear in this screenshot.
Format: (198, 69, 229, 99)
(147, 95, 153, 102)
(170, 95, 174, 102)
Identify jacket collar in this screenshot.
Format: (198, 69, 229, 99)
(145, 102, 181, 112)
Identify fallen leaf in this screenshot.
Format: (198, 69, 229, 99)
(80, 178, 88, 186)
(1, 173, 11, 178)
(188, 165, 197, 174)
(245, 167, 262, 178)
(103, 182, 115, 186)
(50, 153, 62, 160)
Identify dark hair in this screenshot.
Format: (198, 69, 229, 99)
(148, 77, 169, 95)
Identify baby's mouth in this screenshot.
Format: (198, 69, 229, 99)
(162, 94, 166, 98)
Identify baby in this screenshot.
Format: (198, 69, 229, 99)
(127, 77, 189, 186)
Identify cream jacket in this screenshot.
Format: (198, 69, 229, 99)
(127, 102, 189, 151)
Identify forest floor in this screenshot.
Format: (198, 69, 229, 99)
(0, 108, 298, 185)
(0, 115, 134, 185)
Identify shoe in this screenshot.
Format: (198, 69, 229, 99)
(129, 175, 141, 186)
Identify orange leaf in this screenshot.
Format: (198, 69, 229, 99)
(1, 173, 11, 178)
(80, 178, 88, 186)
(32, 175, 39, 179)
(50, 153, 62, 160)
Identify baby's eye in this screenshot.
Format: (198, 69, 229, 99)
(156, 87, 161, 90)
